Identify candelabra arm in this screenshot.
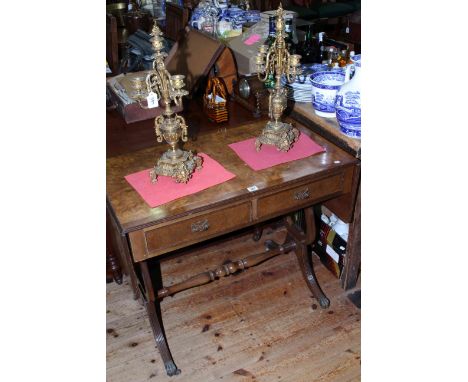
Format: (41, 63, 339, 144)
(285, 51, 297, 83)
(286, 73, 295, 83)
(147, 70, 157, 89)
(158, 67, 171, 92)
(173, 95, 182, 107)
(258, 50, 274, 83)
(146, 72, 162, 98)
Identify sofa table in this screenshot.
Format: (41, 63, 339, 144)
(106, 119, 358, 376)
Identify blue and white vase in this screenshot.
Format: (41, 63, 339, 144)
(335, 54, 361, 138)
(310, 71, 346, 118)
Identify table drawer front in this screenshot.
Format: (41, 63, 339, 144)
(257, 174, 343, 219)
(144, 202, 251, 254)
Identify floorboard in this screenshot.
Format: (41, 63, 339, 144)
(107, 228, 361, 381)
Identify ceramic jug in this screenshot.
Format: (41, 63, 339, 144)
(335, 54, 361, 138)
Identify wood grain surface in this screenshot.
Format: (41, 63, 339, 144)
(106, 227, 361, 381)
(106, 120, 358, 233)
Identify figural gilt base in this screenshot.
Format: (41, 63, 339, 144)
(150, 148, 203, 184)
(255, 120, 300, 152)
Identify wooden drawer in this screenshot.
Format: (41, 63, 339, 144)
(257, 174, 344, 219)
(131, 202, 252, 260)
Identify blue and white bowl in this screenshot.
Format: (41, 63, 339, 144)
(310, 71, 345, 118)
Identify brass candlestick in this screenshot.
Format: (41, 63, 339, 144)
(133, 24, 202, 183)
(254, 4, 302, 152)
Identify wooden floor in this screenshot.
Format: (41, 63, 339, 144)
(106, 227, 361, 382)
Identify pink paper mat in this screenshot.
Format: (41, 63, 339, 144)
(228, 133, 325, 171)
(124, 153, 236, 208)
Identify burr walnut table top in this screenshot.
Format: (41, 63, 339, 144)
(106, 119, 358, 261)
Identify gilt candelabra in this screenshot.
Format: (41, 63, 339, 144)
(133, 24, 202, 183)
(254, 4, 302, 152)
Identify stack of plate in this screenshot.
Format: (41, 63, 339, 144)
(281, 79, 313, 103)
(279, 63, 345, 103)
(280, 65, 315, 103)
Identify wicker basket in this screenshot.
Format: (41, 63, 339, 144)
(203, 77, 229, 123)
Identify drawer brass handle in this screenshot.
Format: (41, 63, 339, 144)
(191, 219, 210, 233)
(294, 188, 310, 200)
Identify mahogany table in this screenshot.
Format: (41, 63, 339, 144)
(106, 119, 358, 376)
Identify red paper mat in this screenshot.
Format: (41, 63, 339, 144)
(228, 133, 325, 171)
(124, 153, 236, 208)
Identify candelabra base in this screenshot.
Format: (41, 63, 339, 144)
(150, 149, 203, 184)
(255, 121, 300, 152)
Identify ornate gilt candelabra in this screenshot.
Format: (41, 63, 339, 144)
(134, 24, 202, 183)
(254, 4, 302, 152)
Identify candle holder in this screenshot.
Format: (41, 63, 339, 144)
(254, 4, 302, 152)
(131, 24, 203, 183)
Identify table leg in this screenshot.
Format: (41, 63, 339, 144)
(106, 246, 123, 285)
(289, 207, 330, 309)
(120, 234, 141, 301)
(140, 261, 181, 377)
(295, 241, 330, 309)
(106, 211, 123, 285)
(107, 204, 140, 299)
